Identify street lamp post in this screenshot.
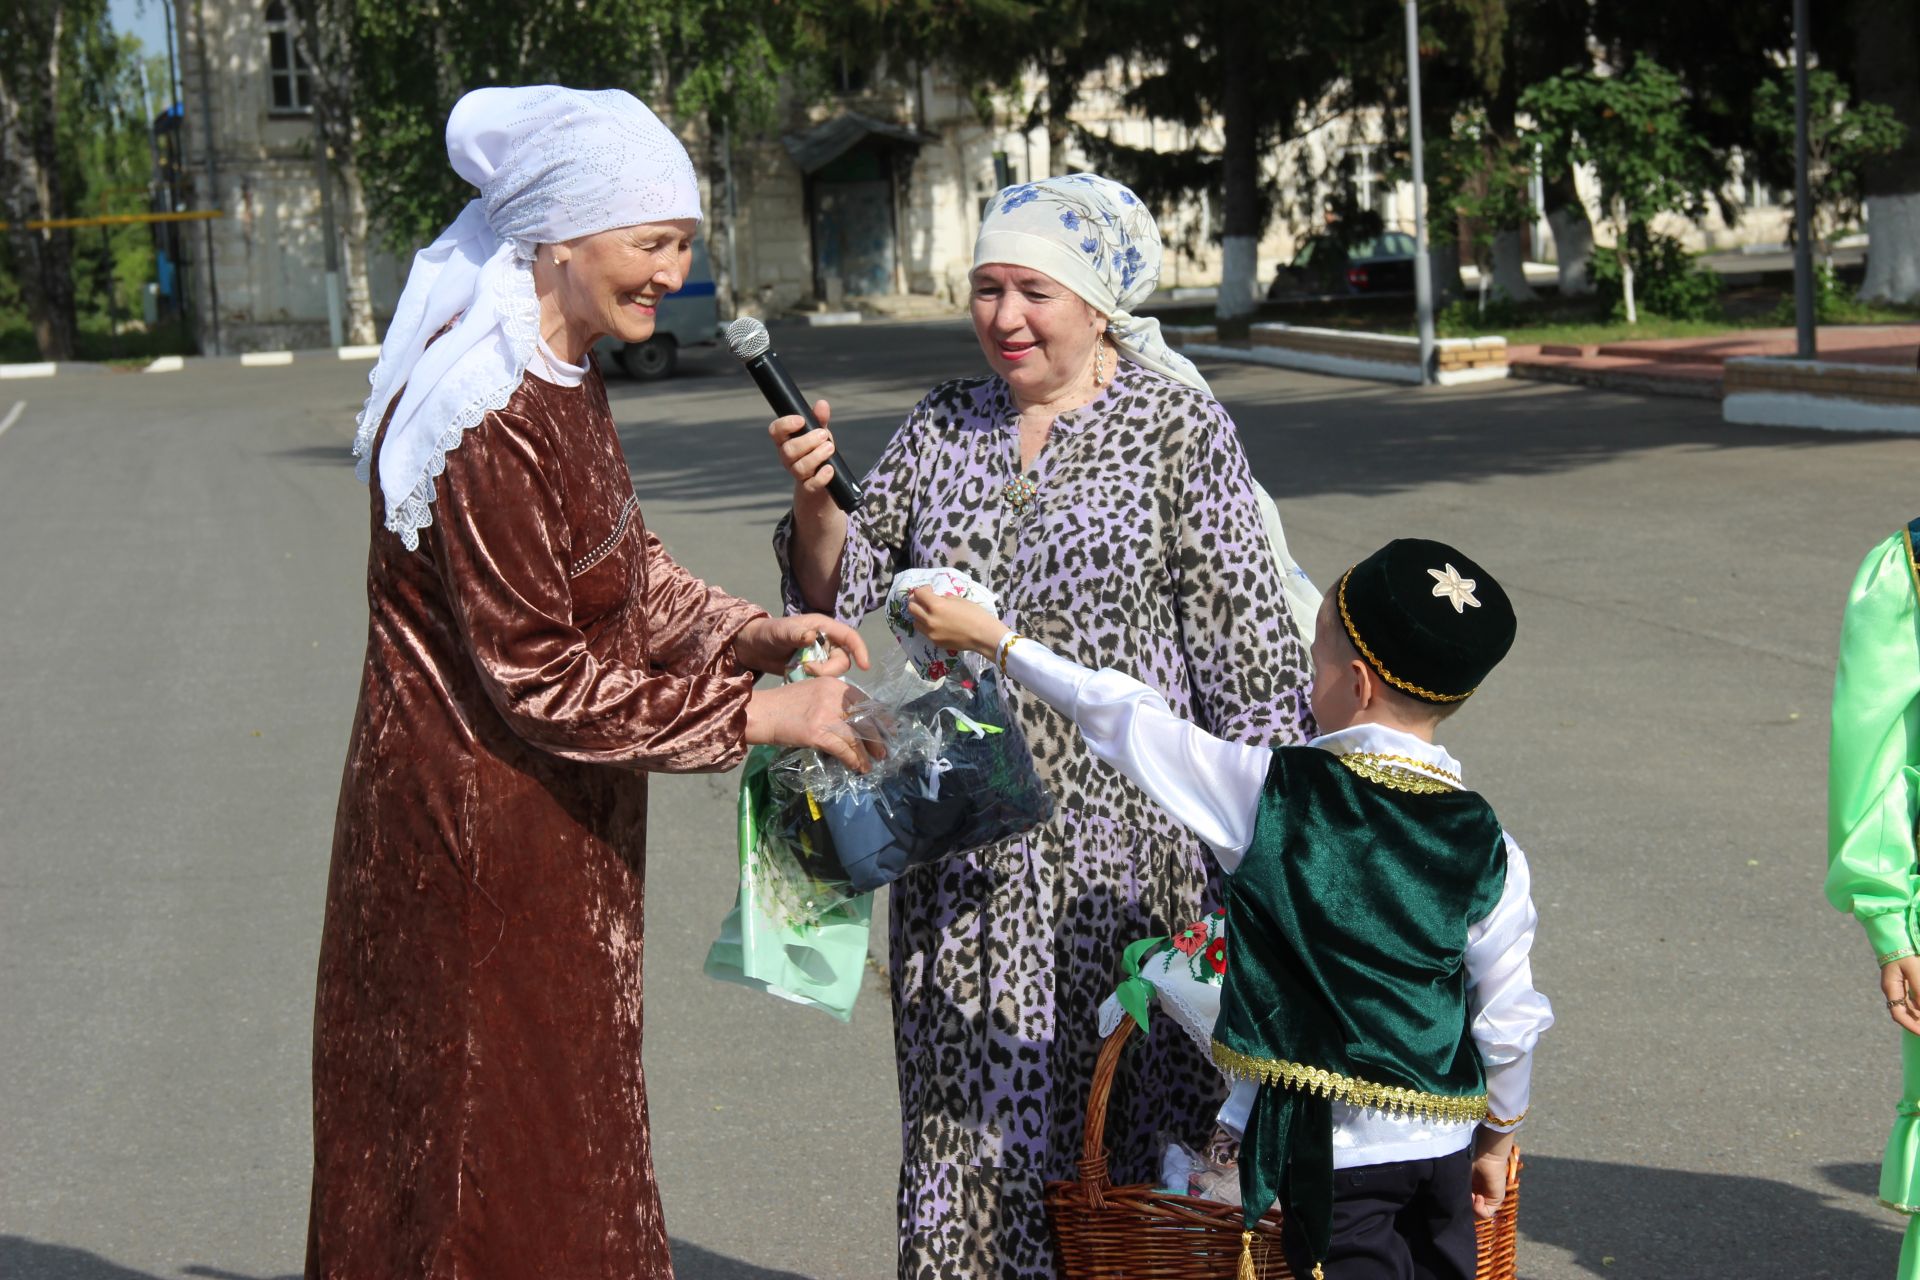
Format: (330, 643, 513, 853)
(1791, 0, 1816, 359)
(1406, 0, 1435, 385)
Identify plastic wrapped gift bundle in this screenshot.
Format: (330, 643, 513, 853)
(758, 665, 1053, 924)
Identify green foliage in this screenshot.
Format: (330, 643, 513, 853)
(63, 33, 161, 322)
(1767, 261, 1894, 324)
(1095, 0, 1397, 243)
(1424, 105, 1533, 262)
(1521, 57, 1716, 234)
(1752, 68, 1906, 255)
(348, 0, 674, 251)
(1589, 230, 1721, 321)
(335, 0, 1044, 253)
(0, 4, 159, 349)
(1436, 296, 1523, 335)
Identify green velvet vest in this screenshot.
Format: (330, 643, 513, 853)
(1215, 745, 1508, 1262)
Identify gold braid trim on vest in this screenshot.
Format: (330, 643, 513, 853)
(1903, 523, 1920, 603)
(1336, 753, 1460, 795)
(1212, 1041, 1491, 1125)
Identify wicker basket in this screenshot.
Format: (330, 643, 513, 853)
(1044, 1020, 1522, 1279)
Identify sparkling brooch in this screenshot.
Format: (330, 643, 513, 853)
(1002, 476, 1039, 514)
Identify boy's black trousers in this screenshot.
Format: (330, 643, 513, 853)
(1280, 1148, 1479, 1280)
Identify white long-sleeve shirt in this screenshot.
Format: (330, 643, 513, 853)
(1006, 638, 1553, 1169)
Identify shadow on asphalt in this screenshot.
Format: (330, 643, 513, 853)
(670, 1240, 814, 1279)
(1516, 1157, 1897, 1277)
(605, 358, 1884, 522)
(264, 335, 1890, 549)
(0, 1236, 812, 1280)
(0, 1237, 299, 1280)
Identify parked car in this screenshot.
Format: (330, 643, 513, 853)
(594, 238, 719, 380)
(1267, 231, 1418, 298)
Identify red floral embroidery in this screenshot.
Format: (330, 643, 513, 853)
(925, 660, 949, 681)
(1171, 922, 1208, 956)
(1205, 936, 1228, 975)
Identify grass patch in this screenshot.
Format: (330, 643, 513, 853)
(1434, 292, 1920, 346)
(1145, 285, 1919, 348)
(0, 312, 196, 365)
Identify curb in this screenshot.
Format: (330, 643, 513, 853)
(0, 361, 107, 379)
(1723, 391, 1920, 435)
(1181, 340, 1512, 389)
(1507, 360, 1722, 401)
(144, 346, 382, 372)
(0, 345, 383, 377)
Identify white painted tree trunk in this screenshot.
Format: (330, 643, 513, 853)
(1620, 248, 1637, 325)
(339, 160, 377, 345)
(1490, 229, 1537, 301)
(1547, 205, 1596, 296)
(1217, 234, 1259, 320)
(1861, 191, 1920, 303)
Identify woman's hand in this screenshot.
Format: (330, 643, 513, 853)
(734, 614, 869, 678)
(907, 588, 1007, 658)
(744, 676, 877, 773)
(1470, 1128, 1515, 1220)
(769, 399, 844, 510)
(769, 400, 851, 614)
(1883, 955, 1920, 1035)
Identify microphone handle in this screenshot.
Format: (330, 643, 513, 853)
(745, 350, 864, 512)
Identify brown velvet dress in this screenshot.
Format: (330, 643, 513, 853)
(308, 365, 764, 1279)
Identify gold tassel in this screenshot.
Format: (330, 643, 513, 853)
(1238, 1230, 1258, 1280)
(1312, 1265, 1325, 1280)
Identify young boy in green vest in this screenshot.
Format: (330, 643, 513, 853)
(910, 537, 1553, 1280)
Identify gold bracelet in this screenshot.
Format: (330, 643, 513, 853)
(1882, 948, 1919, 968)
(1483, 1107, 1527, 1129)
(996, 632, 1024, 678)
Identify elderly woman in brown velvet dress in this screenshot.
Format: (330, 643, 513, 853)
(308, 87, 870, 1280)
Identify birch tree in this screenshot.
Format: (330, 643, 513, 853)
(0, 2, 85, 359)
(1522, 59, 1713, 324)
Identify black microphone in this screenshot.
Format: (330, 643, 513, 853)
(726, 317, 864, 512)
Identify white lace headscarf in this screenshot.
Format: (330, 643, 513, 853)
(972, 173, 1210, 395)
(353, 85, 702, 549)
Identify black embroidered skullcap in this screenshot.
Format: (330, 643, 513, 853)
(1335, 539, 1515, 703)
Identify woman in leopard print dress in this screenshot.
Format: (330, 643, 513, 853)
(772, 174, 1313, 1279)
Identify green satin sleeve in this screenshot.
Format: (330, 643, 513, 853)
(1826, 530, 1920, 964)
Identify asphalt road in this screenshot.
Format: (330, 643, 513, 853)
(2, 321, 1916, 1280)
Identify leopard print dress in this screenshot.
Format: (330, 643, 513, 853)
(775, 362, 1313, 1279)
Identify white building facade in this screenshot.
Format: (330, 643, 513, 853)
(174, 7, 1795, 351)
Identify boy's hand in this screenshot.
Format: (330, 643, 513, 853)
(1882, 955, 1920, 1035)
(907, 588, 1007, 658)
(1470, 1128, 1515, 1220)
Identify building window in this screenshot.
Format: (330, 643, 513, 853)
(266, 1, 314, 113)
(1350, 145, 1377, 211)
(834, 54, 871, 95)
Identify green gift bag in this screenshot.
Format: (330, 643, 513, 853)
(703, 745, 874, 1022)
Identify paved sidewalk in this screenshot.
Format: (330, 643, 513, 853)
(1510, 324, 1920, 399)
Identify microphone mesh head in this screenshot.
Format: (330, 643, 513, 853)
(725, 316, 771, 360)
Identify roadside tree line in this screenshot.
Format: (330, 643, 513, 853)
(2, 0, 1915, 358)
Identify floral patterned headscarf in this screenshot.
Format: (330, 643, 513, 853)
(973, 173, 1210, 395)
